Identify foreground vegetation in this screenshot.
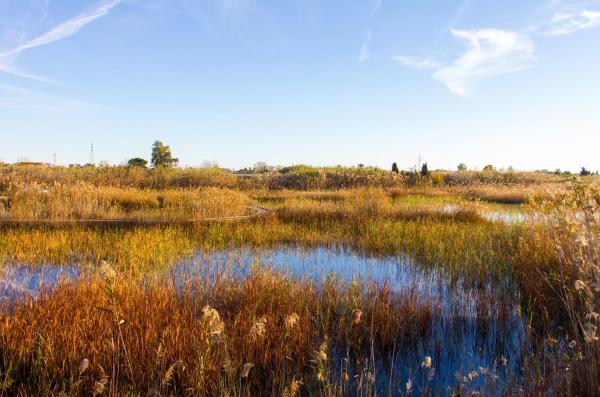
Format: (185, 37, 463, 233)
(0, 165, 598, 395)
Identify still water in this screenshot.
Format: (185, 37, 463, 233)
(2, 246, 528, 394)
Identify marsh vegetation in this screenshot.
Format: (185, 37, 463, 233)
(0, 164, 598, 396)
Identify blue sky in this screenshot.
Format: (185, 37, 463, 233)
(0, 0, 599, 171)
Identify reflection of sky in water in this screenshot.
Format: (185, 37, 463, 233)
(1, 265, 79, 308)
(2, 247, 528, 395)
(173, 247, 528, 395)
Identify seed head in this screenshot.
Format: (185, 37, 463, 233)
(421, 356, 432, 369)
(583, 323, 599, 343)
(352, 308, 363, 325)
(241, 362, 254, 378)
(249, 317, 267, 340)
(201, 305, 224, 335)
(285, 313, 299, 329)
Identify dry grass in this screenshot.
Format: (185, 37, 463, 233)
(0, 182, 248, 221)
(0, 266, 434, 395)
(516, 182, 600, 395)
(1, 165, 598, 395)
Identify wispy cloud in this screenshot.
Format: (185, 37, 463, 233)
(393, 55, 441, 69)
(358, 30, 372, 63)
(0, 0, 122, 82)
(396, 28, 535, 96)
(433, 29, 535, 95)
(0, 82, 98, 111)
(545, 10, 600, 35)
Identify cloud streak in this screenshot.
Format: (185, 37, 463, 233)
(358, 30, 372, 63)
(545, 10, 600, 35)
(432, 28, 535, 95)
(0, 0, 122, 81)
(396, 28, 535, 96)
(372, 0, 383, 15)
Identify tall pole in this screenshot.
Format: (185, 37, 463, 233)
(90, 142, 95, 165)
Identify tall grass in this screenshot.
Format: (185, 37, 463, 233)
(2, 166, 597, 394)
(0, 183, 248, 221)
(517, 183, 600, 395)
(0, 265, 434, 395)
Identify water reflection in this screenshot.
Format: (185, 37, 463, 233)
(2, 247, 528, 394)
(172, 247, 528, 394)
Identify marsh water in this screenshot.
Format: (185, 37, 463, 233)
(1, 246, 528, 394)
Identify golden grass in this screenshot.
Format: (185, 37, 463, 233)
(1, 267, 434, 395)
(1, 165, 597, 395)
(1, 183, 248, 221)
(515, 182, 600, 395)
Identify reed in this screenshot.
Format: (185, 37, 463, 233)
(0, 265, 434, 395)
(2, 165, 598, 395)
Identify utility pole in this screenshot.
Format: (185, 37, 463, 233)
(90, 142, 95, 165)
(53, 153, 56, 167)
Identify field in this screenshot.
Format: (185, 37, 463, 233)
(0, 165, 598, 396)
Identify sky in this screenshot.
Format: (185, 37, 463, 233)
(0, 0, 599, 171)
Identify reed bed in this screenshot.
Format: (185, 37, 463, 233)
(0, 213, 519, 280)
(2, 166, 598, 395)
(0, 165, 238, 189)
(515, 182, 600, 395)
(0, 265, 435, 396)
(0, 183, 248, 221)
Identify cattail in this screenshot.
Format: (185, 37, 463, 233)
(241, 362, 254, 378)
(249, 317, 267, 340)
(285, 313, 299, 329)
(78, 358, 90, 376)
(352, 308, 362, 325)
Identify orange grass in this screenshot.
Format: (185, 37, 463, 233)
(0, 267, 434, 396)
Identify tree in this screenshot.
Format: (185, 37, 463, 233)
(420, 162, 430, 177)
(483, 164, 495, 172)
(457, 163, 467, 172)
(151, 140, 178, 168)
(391, 163, 399, 173)
(254, 161, 269, 173)
(580, 167, 591, 176)
(127, 157, 148, 168)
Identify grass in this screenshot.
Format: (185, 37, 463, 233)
(1, 166, 599, 395)
(1, 266, 434, 396)
(0, 183, 248, 221)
